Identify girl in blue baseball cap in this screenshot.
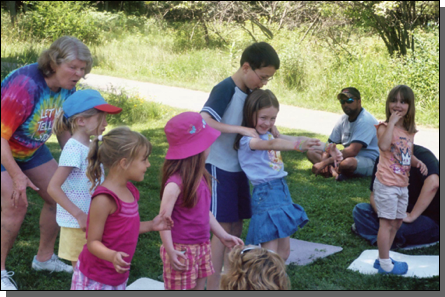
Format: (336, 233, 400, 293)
(47, 89, 121, 269)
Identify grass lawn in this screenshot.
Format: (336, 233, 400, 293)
(8, 106, 439, 290)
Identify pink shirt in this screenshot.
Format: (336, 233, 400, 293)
(375, 122, 415, 187)
(166, 174, 211, 244)
(78, 182, 140, 286)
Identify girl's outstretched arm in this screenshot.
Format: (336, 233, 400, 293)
(249, 136, 320, 152)
(87, 194, 130, 274)
(140, 210, 174, 234)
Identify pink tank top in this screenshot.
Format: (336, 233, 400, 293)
(166, 174, 211, 244)
(375, 122, 415, 187)
(78, 182, 140, 286)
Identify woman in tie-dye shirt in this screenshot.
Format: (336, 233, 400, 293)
(1, 36, 93, 290)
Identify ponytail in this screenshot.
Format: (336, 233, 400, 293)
(86, 136, 103, 192)
(52, 111, 71, 135)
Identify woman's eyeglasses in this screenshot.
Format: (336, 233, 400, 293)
(240, 246, 276, 254)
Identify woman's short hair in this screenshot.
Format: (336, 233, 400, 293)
(38, 36, 93, 77)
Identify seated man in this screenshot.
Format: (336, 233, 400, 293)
(307, 87, 379, 181)
(352, 144, 439, 248)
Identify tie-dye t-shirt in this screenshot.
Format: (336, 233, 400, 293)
(1, 63, 75, 162)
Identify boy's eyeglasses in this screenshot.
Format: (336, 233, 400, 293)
(339, 97, 355, 104)
(252, 68, 273, 83)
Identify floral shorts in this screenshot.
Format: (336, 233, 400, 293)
(160, 241, 214, 290)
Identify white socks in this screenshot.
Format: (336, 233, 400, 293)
(379, 258, 394, 272)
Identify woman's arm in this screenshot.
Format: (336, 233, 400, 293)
(1, 137, 39, 208)
(56, 130, 72, 150)
(404, 174, 438, 223)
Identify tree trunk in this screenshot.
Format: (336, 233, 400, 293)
(6, 1, 16, 27)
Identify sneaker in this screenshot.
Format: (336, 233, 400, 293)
(377, 260, 408, 275)
(1, 271, 17, 290)
(32, 254, 73, 273)
(351, 223, 359, 236)
(373, 258, 406, 269)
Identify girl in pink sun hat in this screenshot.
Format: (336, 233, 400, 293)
(159, 112, 244, 290)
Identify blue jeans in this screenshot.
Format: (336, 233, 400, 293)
(352, 203, 439, 248)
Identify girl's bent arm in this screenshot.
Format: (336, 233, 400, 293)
(159, 182, 186, 270)
(411, 155, 428, 176)
(376, 124, 393, 152)
(139, 210, 174, 234)
(87, 195, 117, 260)
(47, 166, 88, 231)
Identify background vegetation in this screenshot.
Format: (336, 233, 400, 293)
(1, 1, 439, 127)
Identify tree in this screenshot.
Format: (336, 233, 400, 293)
(346, 1, 437, 56)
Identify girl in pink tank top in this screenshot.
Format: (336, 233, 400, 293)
(71, 126, 173, 290)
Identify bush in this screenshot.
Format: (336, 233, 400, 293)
(17, 1, 103, 44)
(96, 87, 166, 125)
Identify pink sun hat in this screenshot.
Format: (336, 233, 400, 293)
(165, 112, 221, 160)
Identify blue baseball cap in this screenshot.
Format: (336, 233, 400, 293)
(63, 89, 122, 118)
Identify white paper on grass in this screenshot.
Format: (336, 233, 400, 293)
(126, 277, 165, 290)
(347, 249, 439, 278)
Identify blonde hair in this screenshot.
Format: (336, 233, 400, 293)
(38, 36, 93, 78)
(220, 245, 291, 290)
(52, 108, 105, 136)
(87, 126, 152, 192)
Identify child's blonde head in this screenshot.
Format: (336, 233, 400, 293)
(87, 126, 152, 191)
(220, 245, 291, 290)
(52, 108, 106, 135)
(385, 85, 417, 134)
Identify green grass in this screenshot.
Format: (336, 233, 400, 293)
(8, 106, 439, 290)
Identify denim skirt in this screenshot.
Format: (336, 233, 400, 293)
(245, 178, 309, 245)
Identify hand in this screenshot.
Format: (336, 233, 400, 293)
(270, 126, 280, 138)
(301, 138, 322, 152)
(151, 210, 174, 231)
(241, 127, 259, 138)
(417, 161, 428, 176)
(388, 111, 403, 126)
(11, 173, 39, 208)
(403, 212, 417, 224)
(219, 234, 244, 250)
(327, 144, 343, 167)
(112, 251, 131, 274)
(75, 212, 88, 232)
(168, 250, 187, 271)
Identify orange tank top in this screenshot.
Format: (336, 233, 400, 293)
(375, 122, 415, 187)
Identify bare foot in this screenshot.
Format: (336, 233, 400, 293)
(312, 159, 332, 176)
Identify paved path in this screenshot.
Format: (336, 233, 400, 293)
(80, 73, 439, 159)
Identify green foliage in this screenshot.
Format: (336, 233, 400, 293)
(93, 87, 166, 125)
(16, 1, 102, 44)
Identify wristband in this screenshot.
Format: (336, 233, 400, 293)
(294, 139, 302, 152)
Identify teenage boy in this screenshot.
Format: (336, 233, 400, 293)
(200, 42, 280, 290)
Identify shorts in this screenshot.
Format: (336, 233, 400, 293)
(205, 164, 251, 222)
(1, 144, 53, 172)
(373, 178, 408, 220)
(160, 241, 214, 290)
(353, 155, 375, 176)
(59, 227, 87, 262)
(246, 178, 309, 245)
(71, 260, 128, 290)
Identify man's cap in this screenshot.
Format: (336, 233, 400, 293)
(337, 87, 361, 100)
